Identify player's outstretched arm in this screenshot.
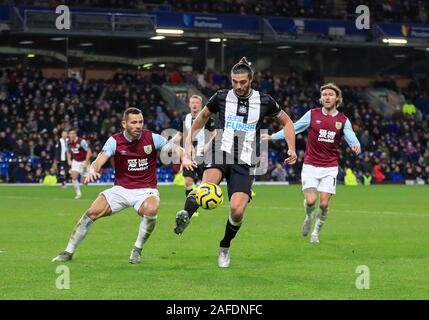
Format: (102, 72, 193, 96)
(167, 142, 198, 171)
(262, 110, 311, 142)
(186, 106, 212, 160)
(203, 129, 217, 155)
(343, 119, 361, 155)
(260, 132, 272, 141)
(84, 152, 110, 184)
(278, 110, 297, 164)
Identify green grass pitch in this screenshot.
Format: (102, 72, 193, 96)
(0, 185, 428, 300)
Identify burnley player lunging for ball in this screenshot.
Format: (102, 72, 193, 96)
(52, 108, 195, 264)
(174, 57, 297, 268)
(262, 83, 361, 244)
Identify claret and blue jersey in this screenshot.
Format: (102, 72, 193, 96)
(100, 130, 168, 189)
(272, 108, 361, 167)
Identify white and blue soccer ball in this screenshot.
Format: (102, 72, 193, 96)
(195, 183, 223, 210)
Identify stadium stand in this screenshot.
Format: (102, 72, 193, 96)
(13, 0, 429, 24)
(1, 65, 428, 184)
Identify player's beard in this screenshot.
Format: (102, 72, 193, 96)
(234, 85, 251, 97)
(127, 127, 141, 140)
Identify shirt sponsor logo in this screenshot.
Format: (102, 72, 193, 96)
(225, 115, 256, 132)
(128, 159, 148, 171)
(144, 145, 153, 155)
(318, 129, 336, 143)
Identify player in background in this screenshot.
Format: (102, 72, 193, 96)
(52, 108, 195, 264)
(174, 57, 297, 268)
(54, 129, 69, 188)
(67, 129, 91, 199)
(262, 83, 361, 244)
(172, 95, 217, 197)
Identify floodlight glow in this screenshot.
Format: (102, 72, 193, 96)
(382, 38, 407, 44)
(156, 29, 184, 35)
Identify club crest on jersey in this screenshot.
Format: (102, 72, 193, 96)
(316, 120, 321, 125)
(335, 122, 342, 130)
(144, 145, 152, 155)
(120, 150, 126, 155)
(238, 105, 247, 114)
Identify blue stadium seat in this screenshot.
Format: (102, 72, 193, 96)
(268, 151, 278, 162)
(31, 157, 40, 167)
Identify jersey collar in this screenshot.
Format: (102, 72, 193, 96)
(322, 107, 339, 117)
(123, 131, 141, 142)
(233, 88, 253, 99)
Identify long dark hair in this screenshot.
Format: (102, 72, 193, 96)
(231, 56, 254, 79)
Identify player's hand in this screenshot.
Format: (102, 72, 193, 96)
(67, 160, 72, 166)
(84, 171, 100, 184)
(352, 145, 361, 155)
(182, 156, 198, 171)
(82, 160, 88, 168)
(260, 133, 272, 141)
(284, 149, 297, 165)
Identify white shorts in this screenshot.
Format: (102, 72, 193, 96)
(100, 185, 160, 214)
(71, 160, 90, 176)
(301, 164, 338, 194)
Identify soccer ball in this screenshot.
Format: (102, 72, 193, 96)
(195, 183, 223, 210)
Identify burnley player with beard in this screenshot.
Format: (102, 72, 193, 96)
(52, 108, 196, 264)
(262, 83, 361, 244)
(174, 57, 297, 268)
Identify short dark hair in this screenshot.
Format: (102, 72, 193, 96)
(231, 56, 254, 79)
(68, 128, 77, 133)
(123, 107, 142, 120)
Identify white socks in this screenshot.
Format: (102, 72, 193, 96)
(134, 215, 158, 249)
(72, 179, 81, 195)
(63, 214, 158, 255)
(65, 214, 93, 254)
(313, 207, 328, 235)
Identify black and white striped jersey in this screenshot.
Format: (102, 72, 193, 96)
(206, 88, 282, 166)
(179, 113, 216, 157)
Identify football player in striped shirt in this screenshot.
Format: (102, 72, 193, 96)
(174, 57, 297, 268)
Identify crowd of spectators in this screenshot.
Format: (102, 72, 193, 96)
(0, 65, 178, 183)
(171, 0, 429, 24)
(14, 0, 139, 10)
(13, 0, 429, 24)
(173, 0, 428, 24)
(1, 65, 428, 185)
